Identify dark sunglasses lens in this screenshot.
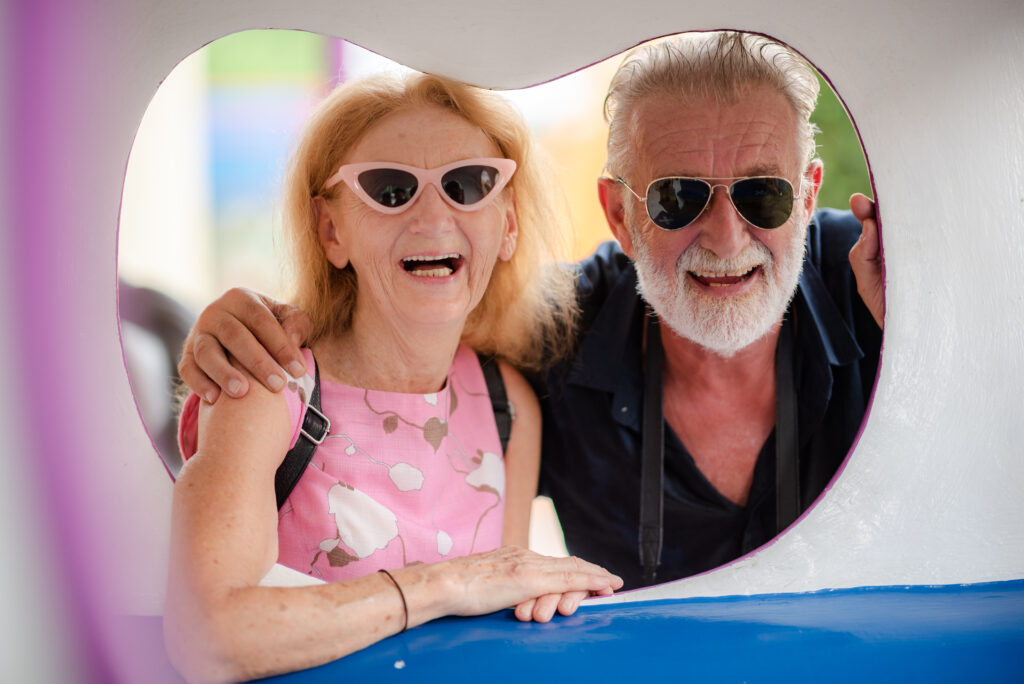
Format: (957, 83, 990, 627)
(730, 178, 794, 229)
(646, 178, 709, 230)
(357, 169, 418, 208)
(440, 165, 500, 205)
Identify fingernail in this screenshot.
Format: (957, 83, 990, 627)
(203, 390, 217, 404)
(290, 332, 302, 347)
(227, 379, 243, 396)
(287, 361, 305, 378)
(268, 374, 285, 391)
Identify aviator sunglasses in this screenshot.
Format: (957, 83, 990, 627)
(323, 158, 517, 213)
(616, 175, 804, 230)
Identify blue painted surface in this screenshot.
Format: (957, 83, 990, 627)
(262, 580, 1024, 683)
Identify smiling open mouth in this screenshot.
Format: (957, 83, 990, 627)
(689, 265, 760, 287)
(402, 253, 464, 278)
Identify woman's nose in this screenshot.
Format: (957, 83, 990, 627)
(406, 182, 457, 235)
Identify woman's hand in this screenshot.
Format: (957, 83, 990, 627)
(178, 287, 312, 403)
(405, 546, 623, 625)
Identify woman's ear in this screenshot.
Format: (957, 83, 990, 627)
(498, 199, 518, 262)
(313, 196, 349, 269)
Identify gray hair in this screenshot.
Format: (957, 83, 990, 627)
(605, 32, 820, 178)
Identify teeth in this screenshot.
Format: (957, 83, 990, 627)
(693, 268, 755, 278)
(410, 267, 454, 278)
(402, 253, 461, 263)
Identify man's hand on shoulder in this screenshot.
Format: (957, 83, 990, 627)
(848, 193, 884, 330)
(178, 288, 311, 403)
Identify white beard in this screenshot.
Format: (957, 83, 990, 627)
(632, 219, 807, 357)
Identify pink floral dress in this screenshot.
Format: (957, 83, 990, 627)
(178, 345, 506, 580)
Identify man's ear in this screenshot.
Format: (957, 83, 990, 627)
(802, 159, 824, 216)
(597, 176, 635, 257)
(498, 196, 518, 262)
(313, 196, 349, 269)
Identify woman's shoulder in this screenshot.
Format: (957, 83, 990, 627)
(178, 351, 315, 464)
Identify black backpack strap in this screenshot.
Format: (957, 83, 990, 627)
(477, 353, 513, 453)
(274, 357, 330, 509)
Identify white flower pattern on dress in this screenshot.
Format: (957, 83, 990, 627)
(388, 462, 425, 491)
(327, 482, 398, 559)
(466, 451, 505, 497)
(436, 530, 453, 556)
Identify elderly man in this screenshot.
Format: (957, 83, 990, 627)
(539, 33, 882, 588)
(178, 32, 883, 590)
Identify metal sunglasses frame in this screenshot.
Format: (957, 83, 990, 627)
(615, 174, 805, 230)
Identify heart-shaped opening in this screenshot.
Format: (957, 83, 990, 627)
(118, 28, 881, 580)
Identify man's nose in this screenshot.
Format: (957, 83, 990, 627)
(694, 186, 750, 260)
(407, 182, 457, 235)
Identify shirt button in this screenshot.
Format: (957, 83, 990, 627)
(621, 406, 628, 413)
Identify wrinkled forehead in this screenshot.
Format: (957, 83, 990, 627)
(628, 89, 803, 181)
(345, 105, 499, 167)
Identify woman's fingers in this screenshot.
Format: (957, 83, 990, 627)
(556, 590, 590, 617)
(513, 588, 598, 623)
(447, 547, 622, 617)
(514, 598, 537, 622)
(513, 589, 604, 623)
(530, 593, 563, 623)
(558, 553, 624, 591)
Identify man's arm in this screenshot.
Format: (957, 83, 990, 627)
(178, 287, 312, 402)
(848, 193, 885, 330)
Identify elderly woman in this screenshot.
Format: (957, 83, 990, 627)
(165, 73, 622, 683)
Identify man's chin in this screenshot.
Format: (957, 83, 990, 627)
(692, 326, 774, 358)
(657, 289, 781, 357)
(668, 319, 774, 358)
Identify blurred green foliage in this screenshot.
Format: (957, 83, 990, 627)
(811, 75, 872, 210)
(207, 30, 327, 84)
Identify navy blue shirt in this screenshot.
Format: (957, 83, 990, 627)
(537, 209, 882, 589)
